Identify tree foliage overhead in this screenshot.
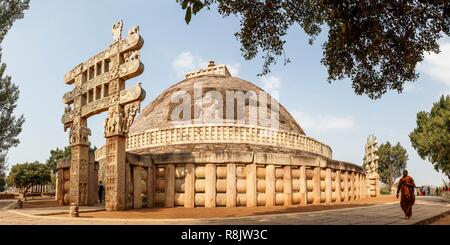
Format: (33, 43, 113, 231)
(378, 141, 408, 192)
(178, 0, 450, 99)
(0, 176, 5, 192)
(410, 95, 450, 180)
(7, 161, 51, 200)
(0, 0, 30, 43)
(0, 60, 24, 154)
(0, 153, 6, 191)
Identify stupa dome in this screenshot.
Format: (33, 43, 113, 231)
(127, 62, 332, 159)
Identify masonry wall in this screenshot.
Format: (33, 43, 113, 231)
(135, 151, 367, 208)
(56, 152, 99, 206)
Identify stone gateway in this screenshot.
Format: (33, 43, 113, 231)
(59, 20, 145, 211)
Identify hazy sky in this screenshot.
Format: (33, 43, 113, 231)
(2, 0, 449, 186)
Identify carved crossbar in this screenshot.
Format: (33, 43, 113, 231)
(61, 23, 145, 141)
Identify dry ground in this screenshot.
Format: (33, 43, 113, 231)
(48, 195, 397, 219)
(430, 214, 450, 225)
(23, 199, 58, 209)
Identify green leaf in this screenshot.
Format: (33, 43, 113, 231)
(185, 6, 192, 24)
(181, 0, 188, 10)
(192, 1, 204, 14)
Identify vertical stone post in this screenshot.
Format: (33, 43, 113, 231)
(364, 175, 367, 198)
(246, 164, 257, 207)
(360, 175, 364, 198)
(104, 135, 126, 211)
(87, 153, 98, 205)
(343, 171, 349, 202)
(355, 173, 361, 200)
(335, 170, 341, 203)
(350, 172, 355, 201)
(325, 168, 332, 204)
(358, 173, 362, 199)
(205, 164, 216, 208)
(164, 164, 175, 208)
(283, 166, 293, 206)
(355, 173, 359, 199)
(265, 165, 276, 207)
(133, 166, 142, 209)
(56, 168, 64, 204)
(184, 163, 195, 208)
(226, 163, 236, 207)
(313, 167, 321, 204)
(375, 177, 380, 197)
(299, 165, 307, 205)
(147, 164, 154, 207)
(361, 174, 364, 199)
(70, 142, 89, 206)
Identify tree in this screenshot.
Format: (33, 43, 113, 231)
(46, 146, 71, 174)
(0, 177, 5, 192)
(0, 0, 30, 44)
(0, 61, 25, 158)
(378, 141, 408, 192)
(410, 95, 450, 180)
(0, 153, 6, 192)
(0, 0, 29, 178)
(7, 161, 51, 201)
(177, 0, 449, 99)
(46, 145, 97, 174)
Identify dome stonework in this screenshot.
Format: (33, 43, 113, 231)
(127, 64, 333, 158)
(130, 75, 304, 135)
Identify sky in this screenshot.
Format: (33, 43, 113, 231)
(2, 0, 449, 186)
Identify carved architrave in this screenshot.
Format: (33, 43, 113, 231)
(62, 21, 146, 142)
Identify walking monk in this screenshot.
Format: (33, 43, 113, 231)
(396, 170, 416, 219)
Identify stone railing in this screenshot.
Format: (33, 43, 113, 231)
(95, 145, 107, 161)
(125, 124, 332, 159)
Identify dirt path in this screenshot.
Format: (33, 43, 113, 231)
(430, 214, 450, 225)
(51, 196, 397, 219)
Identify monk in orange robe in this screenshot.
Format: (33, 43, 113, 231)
(396, 170, 416, 218)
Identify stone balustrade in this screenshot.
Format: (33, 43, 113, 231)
(101, 150, 367, 209)
(124, 124, 332, 159)
(95, 145, 106, 161)
(144, 152, 366, 208)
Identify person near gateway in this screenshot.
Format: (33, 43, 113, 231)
(396, 170, 416, 219)
(98, 181, 105, 204)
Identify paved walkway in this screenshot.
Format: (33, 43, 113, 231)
(0, 199, 17, 210)
(0, 196, 449, 225)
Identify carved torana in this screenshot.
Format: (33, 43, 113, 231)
(364, 134, 380, 197)
(61, 20, 146, 209)
(364, 134, 379, 179)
